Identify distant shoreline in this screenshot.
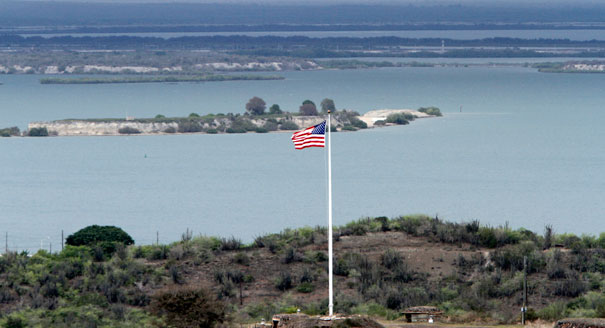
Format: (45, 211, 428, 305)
(39, 74, 284, 84)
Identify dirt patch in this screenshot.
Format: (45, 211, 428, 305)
(273, 314, 384, 328)
(556, 318, 605, 328)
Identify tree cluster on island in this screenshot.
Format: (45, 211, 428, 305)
(245, 96, 336, 117)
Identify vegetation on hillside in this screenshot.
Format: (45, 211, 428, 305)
(0, 215, 603, 327)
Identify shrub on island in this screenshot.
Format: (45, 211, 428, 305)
(177, 121, 202, 133)
(262, 121, 278, 131)
(279, 121, 299, 130)
(385, 113, 410, 125)
(418, 106, 442, 116)
(118, 127, 141, 134)
(349, 117, 368, 129)
(28, 127, 49, 137)
(0, 126, 20, 137)
(226, 127, 247, 133)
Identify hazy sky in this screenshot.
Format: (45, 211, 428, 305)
(25, 0, 605, 4)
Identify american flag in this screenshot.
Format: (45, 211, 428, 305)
(291, 121, 326, 150)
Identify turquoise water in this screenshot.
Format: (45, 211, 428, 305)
(1, 66, 604, 252)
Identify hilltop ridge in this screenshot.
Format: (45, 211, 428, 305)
(1, 215, 603, 327)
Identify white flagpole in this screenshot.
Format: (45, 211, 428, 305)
(327, 111, 334, 317)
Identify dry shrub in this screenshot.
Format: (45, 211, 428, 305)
(151, 285, 226, 328)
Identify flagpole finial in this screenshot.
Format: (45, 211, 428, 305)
(327, 110, 331, 114)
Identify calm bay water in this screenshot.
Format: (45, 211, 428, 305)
(1, 66, 605, 252)
(22, 29, 605, 41)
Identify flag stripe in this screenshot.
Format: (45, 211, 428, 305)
(291, 121, 326, 150)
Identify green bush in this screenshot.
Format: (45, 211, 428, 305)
(118, 126, 141, 134)
(163, 126, 176, 133)
(3, 316, 26, 328)
(66, 225, 134, 247)
(226, 127, 247, 133)
(269, 104, 283, 114)
(381, 249, 403, 270)
(275, 272, 293, 291)
(478, 227, 498, 248)
(418, 106, 442, 116)
(341, 125, 357, 131)
(555, 274, 587, 297)
(598, 233, 605, 249)
(537, 301, 568, 320)
(233, 252, 250, 266)
(279, 121, 299, 130)
(0, 126, 20, 137)
(385, 113, 410, 125)
(148, 245, 169, 260)
(349, 117, 368, 129)
(178, 121, 203, 133)
(28, 127, 49, 137)
(151, 286, 226, 328)
(282, 247, 302, 264)
(220, 237, 242, 251)
(296, 282, 314, 293)
(206, 128, 218, 134)
(262, 121, 278, 131)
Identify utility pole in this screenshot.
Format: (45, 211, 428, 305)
(156, 231, 159, 245)
(522, 256, 527, 325)
(61, 230, 64, 251)
(5, 232, 7, 254)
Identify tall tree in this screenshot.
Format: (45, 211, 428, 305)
(245, 97, 266, 115)
(302, 100, 315, 106)
(299, 103, 318, 116)
(321, 98, 335, 113)
(269, 104, 283, 114)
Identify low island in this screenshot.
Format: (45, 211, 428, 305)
(20, 99, 442, 137)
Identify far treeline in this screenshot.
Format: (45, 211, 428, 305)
(0, 215, 603, 327)
(39, 74, 284, 85)
(3, 35, 605, 52)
